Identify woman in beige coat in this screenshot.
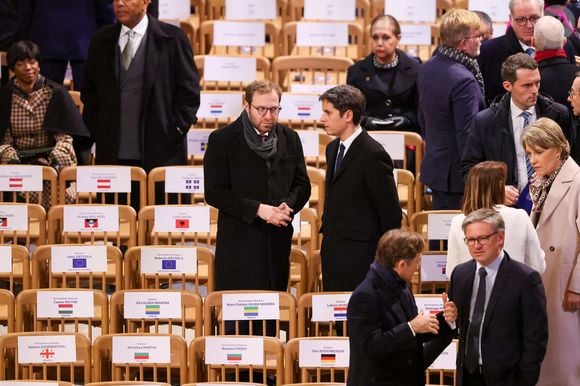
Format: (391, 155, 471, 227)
(523, 118, 580, 386)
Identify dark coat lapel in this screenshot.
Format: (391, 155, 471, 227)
(142, 16, 168, 109)
(331, 131, 365, 182)
(482, 254, 511, 333)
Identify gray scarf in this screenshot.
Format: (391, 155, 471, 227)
(435, 45, 485, 95)
(241, 110, 278, 162)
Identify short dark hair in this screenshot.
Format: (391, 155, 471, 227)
(370, 14, 401, 36)
(319, 84, 366, 125)
(7, 40, 41, 70)
(501, 53, 538, 83)
(245, 80, 282, 105)
(375, 229, 425, 268)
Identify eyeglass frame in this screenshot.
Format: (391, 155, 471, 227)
(512, 15, 541, 26)
(569, 89, 580, 98)
(464, 33, 484, 41)
(250, 104, 282, 116)
(464, 231, 498, 247)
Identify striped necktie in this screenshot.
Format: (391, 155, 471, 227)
(521, 111, 534, 180)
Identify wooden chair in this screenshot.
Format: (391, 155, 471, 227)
(192, 91, 242, 129)
(284, 337, 349, 384)
(289, 248, 308, 301)
(15, 288, 108, 343)
(297, 292, 351, 337)
(425, 338, 458, 385)
(0, 331, 92, 383)
(0, 244, 31, 293)
(398, 23, 440, 62)
(306, 166, 325, 228)
(286, 0, 370, 28)
(366, 130, 423, 175)
(0, 203, 46, 252)
(194, 54, 271, 91)
(189, 336, 284, 385)
(147, 166, 205, 205)
(92, 333, 188, 384)
(396, 168, 415, 221)
(271, 56, 353, 92)
(281, 384, 345, 386)
(293, 207, 319, 258)
(109, 290, 203, 344)
(307, 250, 323, 293)
(0, 165, 58, 208)
(0, 381, 76, 385)
(123, 245, 214, 294)
(47, 204, 137, 248)
(68, 90, 84, 113)
(203, 290, 297, 340)
(410, 210, 462, 252)
(87, 382, 170, 386)
(181, 19, 198, 53)
(0, 289, 15, 335)
(31, 244, 124, 294)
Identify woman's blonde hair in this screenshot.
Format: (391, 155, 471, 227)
(521, 117, 570, 159)
(462, 161, 507, 214)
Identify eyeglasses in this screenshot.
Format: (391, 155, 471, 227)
(569, 89, 580, 98)
(251, 105, 282, 116)
(513, 15, 541, 26)
(464, 231, 498, 247)
(464, 33, 484, 41)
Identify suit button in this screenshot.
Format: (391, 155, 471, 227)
(549, 246, 555, 252)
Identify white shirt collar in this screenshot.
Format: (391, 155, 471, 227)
(339, 126, 363, 154)
(510, 98, 536, 120)
(476, 250, 505, 274)
(120, 14, 149, 38)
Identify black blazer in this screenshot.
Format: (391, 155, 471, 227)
(448, 253, 548, 386)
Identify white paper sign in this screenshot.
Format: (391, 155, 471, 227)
(214, 21, 265, 47)
(296, 22, 349, 47)
(368, 133, 405, 160)
(386, 0, 436, 23)
(164, 167, 204, 194)
(76, 166, 131, 193)
(225, 0, 276, 20)
(187, 129, 213, 156)
(493, 23, 508, 38)
(0, 246, 12, 273)
(112, 335, 171, 364)
(124, 291, 182, 319)
(159, 0, 190, 20)
(295, 130, 319, 158)
(197, 92, 243, 119)
(0, 165, 43, 191)
(290, 83, 336, 94)
(429, 340, 458, 370)
(222, 293, 280, 320)
(17, 335, 76, 363)
(469, 0, 510, 22)
(279, 94, 323, 122)
(50, 245, 108, 273)
(0, 382, 59, 386)
(63, 205, 119, 233)
(427, 213, 459, 240)
(36, 291, 95, 318)
(0, 204, 28, 231)
(400, 24, 432, 45)
(421, 253, 449, 282)
(298, 339, 349, 367)
(304, 0, 355, 21)
(292, 211, 301, 235)
(204, 56, 257, 82)
(311, 293, 351, 321)
(414, 296, 443, 315)
(153, 205, 210, 232)
(140, 246, 198, 275)
(205, 336, 264, 365)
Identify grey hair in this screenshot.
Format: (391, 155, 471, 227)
(509, 0, 545, 14)
(534, 16, 565, 50)
(461, 208, 506, 234)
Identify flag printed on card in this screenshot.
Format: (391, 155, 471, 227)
(134, 352, 149, 360)
(145, 304, 160, 316)
(333, 306, 347, 319)
(8, 177, 23, 188)
(321, 353, 336, 364)
(184, 179, 201, 191)
(227, 353, 242, 362)
(297, 105, 311, 117)
(58, 303, 73, 315)
(84, 218, 98, 228)
(175, 219, 189, 229)
(161, 260, 177, 270)
(0, 218, 7, 227)
(244, 306, 259, 317)
(39, 348, 56, 360)
(72, 258, 87, 268)
(97, 179, 111, 189)
(210, 103, 223, 114)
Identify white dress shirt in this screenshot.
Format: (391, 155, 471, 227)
(510, 99, 536, 192)
(118, 15, 149, 59)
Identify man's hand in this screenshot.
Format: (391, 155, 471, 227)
(563, 290, 580, 312)
(504, 185, 519, 206)
(257, 203, 292, 227)
(410, 310, 440, 334)
(442, 292, 457, 323)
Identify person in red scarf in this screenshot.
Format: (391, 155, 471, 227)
(534, 15, 578, 109)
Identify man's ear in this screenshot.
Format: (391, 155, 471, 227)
(503, 80, 513, 93)
(344, 109, 354, 123)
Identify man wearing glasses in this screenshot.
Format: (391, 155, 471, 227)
(447, 208, 547, 386)
(567, 72, 580, 161)
(204, 80, 310, 299)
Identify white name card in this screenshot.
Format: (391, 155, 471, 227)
(124, 291, 182, 319)
(197, 92, 243, 120)
(427, 213, 459, 240)
(0, 165, 43, 191)
(400, 24, 432, 45)
(292, 211, 301, 235)
(205, 336, 264, 365)
(279, 93, 323, 122)
(204, 56, 257, 83)
(421, 253, 449, 282)
(214, 21, 265, 47)
(290, 84, 336, 94)
(296, 22, 349, 47)
(140, 246, 198, 275)
(153, 205, 210, 233)
(299, 339, 349, 367)
(0, 382, 59, 386)
(63, 205, 119, 232)
(225, 0, 277, 20)
(368, 133, 405, 160)
(76, 166, 131, 193)
(17, 335, 76, 363)
(304, 0, 355, 21)
(112, 335, 171, 364)
(386, 0, 436, 23)
(311, 293, 351, 321)
(187, 129, 213, 156)
(295, 130, 320, 158)
(414, 296, 443, 315)
(430, 340, 458, 370)
(164, 167, 204, 194)
(36, 290, 95, 318)
(222, 293, 280, 320)
(0, 204, 28, 231)
(159, 0, 190, 20)
(50, 245, 108, 273)
(469, 0, 510, 22)
(0, 246, 12, 273)
(493, 23, 508, 38)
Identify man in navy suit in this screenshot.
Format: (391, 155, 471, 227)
(447, 208, 548, 386)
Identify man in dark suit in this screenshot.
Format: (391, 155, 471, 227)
(347, 229, 456, 386)
(447, 208, 548, 386)
(204, 80, 310, 293)
(81, 0, 199, 171)
(319, 84, 401, 292)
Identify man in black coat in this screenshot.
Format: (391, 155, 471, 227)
(347, 229, 456, 386)
(204, 80, 310, 293)
(319, 85, 402, 292)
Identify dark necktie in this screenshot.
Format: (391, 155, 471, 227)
(121, 30, 135, 70)
(334, 143, 345, 176)
(521, 111, 534, 181)
(259, 134, 267, 143)
(465, 267, 487, 373)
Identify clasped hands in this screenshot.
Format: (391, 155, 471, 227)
(257, 202, 293, 227)
(409, 292, 457, 334)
